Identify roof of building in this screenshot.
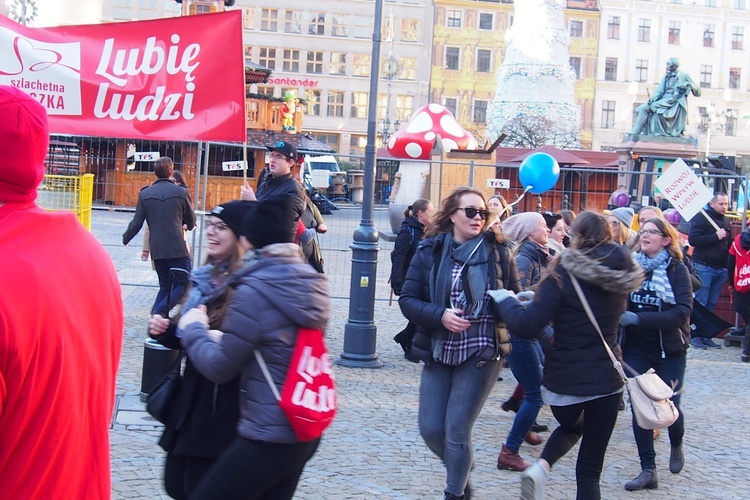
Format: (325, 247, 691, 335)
(246, 130, 335, 154)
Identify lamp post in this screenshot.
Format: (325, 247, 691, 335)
(337, 0, 384, 368)
(700, 100, 734, 159)
(381, 118, 401, 145)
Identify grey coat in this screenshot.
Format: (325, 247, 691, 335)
(181, 243, 330, 444)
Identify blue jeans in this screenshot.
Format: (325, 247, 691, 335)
(419, 357, 502, 497)
(693, 262, 727, 314)
(622, 347, 686, 470)
(153, 257, 192, 316)
(505, 336, 544, 452)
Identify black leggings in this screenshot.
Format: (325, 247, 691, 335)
(188, 436, 320, 500)
(164, 453, 215, 500)
(541, 392, 621, 500)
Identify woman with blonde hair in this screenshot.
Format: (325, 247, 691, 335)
(399, 186, 521, 499)
(608, 207, 638, 248)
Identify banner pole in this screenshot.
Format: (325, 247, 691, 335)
(699, 207, 721, 231)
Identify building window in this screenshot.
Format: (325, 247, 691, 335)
(282, 49, 299, 72)
(309, 13, 325, 35)
(284, 11, 301, 34)
(353, 54, 371, 77)
(242, 8, 254, 30)
(445, 47, 460, 70)
(401, 19, 419, 42)
(444, 97, 457, 118)
(327, 91, 344, 117)
(734, 0, 746, 9)
(113, 0, 130, 20)
(351, 92, 368, 119)
(726, 109, 738, 136)
(258, 48, 276, 71)
(244, 45, 253, 58)
(732, 27, 744, 50)
(377, 94, 387, 120)
(354, 15, 373, 39)
(476, 49, 492, 73)
(261, 8, 278, 31)
(601, 100, 616, 129)
(195, 4, 211, 14)
(331, 14, 348, 36)
(706, 0, 717, 6)
(447, 10, 462, 28)
(604, 58, 618, 81)
(569, 57, 581, 79)
(668, 21, 680, 44)
(256, 86, 273, 96)
(306, 90, 321, 116)
(570, 20, 582, 38)
(349, 135, 366, 156)
(700, 65, 712, 88)
(312, 133, 339, 151)
(636, 59, 648, 82)
(306, 51, 323, 74)
(479, 13, 493, 30)
(396, 95, 414, 121)
(399, 57, 417, 80)
(607, 16, 620, 39)
(330, 53, 347, 76)
(638, 19, 651, 42)
(730, 67, 741, 89)
(473, 100, 488, 124)
(704, 25, 715, 47)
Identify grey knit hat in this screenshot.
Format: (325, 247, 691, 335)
(611, 207, 635, 228)
(502, 212, 545, 243)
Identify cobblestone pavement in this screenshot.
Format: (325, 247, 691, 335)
(102, 206, 750, 499)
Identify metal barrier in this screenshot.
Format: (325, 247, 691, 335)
(38, 173, 95, 231)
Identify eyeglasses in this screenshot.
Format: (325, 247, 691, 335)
(206, 220, 230, 232)
(638, 228, 665, 237)
(269, 153, 290, 161)
(457, 207, 490, 220)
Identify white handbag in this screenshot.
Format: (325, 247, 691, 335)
(569, 274, 680, 430)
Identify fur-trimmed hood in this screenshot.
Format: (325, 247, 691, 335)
(559, 244, 643, 295)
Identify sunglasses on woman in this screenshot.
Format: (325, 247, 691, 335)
(457, 207, 490, 220)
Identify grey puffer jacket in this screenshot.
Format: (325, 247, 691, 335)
(181, 243, 330, 444)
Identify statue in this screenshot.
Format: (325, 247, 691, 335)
(281, 91, 298, 131)
(629, 57, 701, 137)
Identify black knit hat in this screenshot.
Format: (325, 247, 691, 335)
(241, 194, 297, 248)
(209, 200, 253, 238)
(266, 140, 297, 162)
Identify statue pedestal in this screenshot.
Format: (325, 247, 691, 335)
(614, 136, 699, 208)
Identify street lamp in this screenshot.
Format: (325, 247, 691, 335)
(381, 118, 401, 145)
(698, 101, 736, 159)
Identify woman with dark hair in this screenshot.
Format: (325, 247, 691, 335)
(559, 209, 576, 248)
(391, 198, 435, 360)
(399, 187, 521, 499)
(542, 212, 566, 255)
(148, 201, 251, 499)
(621, 217, 692, 491)
(490, 211, 643, 500)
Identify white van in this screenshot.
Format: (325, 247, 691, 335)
(301, 155, 341, 188)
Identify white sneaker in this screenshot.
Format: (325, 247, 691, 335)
(520, 461, 547, 500)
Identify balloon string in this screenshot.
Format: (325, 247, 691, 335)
(507, 186, 532, 208)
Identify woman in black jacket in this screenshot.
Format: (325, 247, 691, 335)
(491, 211, 643, 500)
(621, 217, 693, 491)
(391, 198, 434, 360)
(399, 187, 521, 500)
(147, 201, 250, 499)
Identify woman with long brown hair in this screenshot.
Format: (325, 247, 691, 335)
(399, 186, 521, 499)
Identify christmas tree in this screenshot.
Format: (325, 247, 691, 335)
(487, 0, 580, 147)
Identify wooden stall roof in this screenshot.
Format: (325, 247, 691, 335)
(245, 130, 335, 155)
(497, 146, 618, 169)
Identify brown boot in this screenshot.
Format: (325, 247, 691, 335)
(497, 444, 530, 471)
(524, 431, 543, 445)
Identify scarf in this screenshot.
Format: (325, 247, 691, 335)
(430, 232, 490, 318)
(634, 249, 675, 304)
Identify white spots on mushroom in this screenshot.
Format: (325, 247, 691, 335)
(405, 142, 423, 158)
(388, 135, 397, 149)
(467, 136, 478, 149)
(407, 112, 435, 133)
(441, 138, 459, 151)
(428, 103, 444, 114)
(439, 115, 465, 138)
(424, 131, 436, 141)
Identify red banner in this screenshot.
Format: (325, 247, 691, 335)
(0, 12, 246, 142)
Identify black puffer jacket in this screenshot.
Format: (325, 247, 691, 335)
(515, 239, 551, 290)
(255, 173, 306, 219)
(399, 231, 522, 363)
(390, 216, 425, 295)
(623, 257, 692, 356)
(496, 244, 644, 397)
(689, 205, 731, 269)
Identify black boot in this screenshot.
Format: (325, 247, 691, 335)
(669, 444, 684, 474)
(624, 469, 658, 491)
(443, 493, 464, 500)
(501, 396, 521, 413)
(742, 325, 750, 363)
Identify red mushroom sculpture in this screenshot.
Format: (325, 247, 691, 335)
(387, 104, 478, 160)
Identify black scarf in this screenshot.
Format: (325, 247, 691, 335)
(430, 232, 490, 318)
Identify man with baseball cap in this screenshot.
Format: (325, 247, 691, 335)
(240, 140, 305, 218)
(0, 85, 123, 498)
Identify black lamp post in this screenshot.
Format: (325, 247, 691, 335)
(337, 0, 385, 368)
(381, 118, 401, 145)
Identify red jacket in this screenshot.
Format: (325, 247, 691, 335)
(0, 202, 123, 499)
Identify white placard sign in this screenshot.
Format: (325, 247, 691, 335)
(134, 152, 160, 162)
(222, 160, 247, 171)
(654, 158, 713, 221)
(487, 178, 510, 189)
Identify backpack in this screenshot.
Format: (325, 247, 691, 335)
(730, 235, 750, 293)
(254, 327, 336, 441)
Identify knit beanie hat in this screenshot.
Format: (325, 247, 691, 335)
(0, 85, 49, 203)
(611, 207, 635, 228)
(209, 200, 253, 238)
(502, 212, 545, 243)
(241, 194, 297, 248)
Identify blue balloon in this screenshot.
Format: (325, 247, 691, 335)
(518, 152, 560, 194)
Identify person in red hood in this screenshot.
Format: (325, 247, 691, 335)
(0, 85, 123, 499)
